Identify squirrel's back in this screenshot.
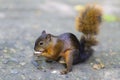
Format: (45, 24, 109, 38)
(58, 33, 80, 49)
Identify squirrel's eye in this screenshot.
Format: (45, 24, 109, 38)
(39, 42, 43, 45)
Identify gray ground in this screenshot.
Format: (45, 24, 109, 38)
(0, 0, 120, 80)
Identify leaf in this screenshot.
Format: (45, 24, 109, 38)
(92, 62, 105, 70)
(74, 5, 84, 11)
(103, 14, 118, 22)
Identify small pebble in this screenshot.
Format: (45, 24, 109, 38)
(37, 66, 44, 70)
(10, 58, 19, 63)
(90, 62, 94, 65)
(10, 48, 16, 53)
(3, 49, 8, 53)
(43, 69, 46, 72)
(19, 62, 26, 66)
(21, 75, 26, 80)
(50, 67, 54, 70)
(65, 75, 69, 78)
(51, 70, 57, 74)
(31, 60, 39, 67)
(95, 58, 101, 63)
(2, 59, 9, 64)
(11, 69, 19, 74)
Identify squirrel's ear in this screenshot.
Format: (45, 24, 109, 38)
(46, 34, 51, 41)
(42, 30, 46, 34)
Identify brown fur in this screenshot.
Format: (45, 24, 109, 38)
(34, 5, 102, 74)
(41, 39, 64, 60)
(76, 5, 102, 47)
(60, 50, 73, 74)
(76, 5, 102, 35)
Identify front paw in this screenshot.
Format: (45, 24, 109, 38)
(45, 59, 53, 63)
(60, 69, 69, 74)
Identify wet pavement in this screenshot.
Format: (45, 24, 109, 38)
(0, 0, 120, 80)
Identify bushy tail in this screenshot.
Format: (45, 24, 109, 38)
(76, 4, 102, 47)
(76, 5, 102, 62)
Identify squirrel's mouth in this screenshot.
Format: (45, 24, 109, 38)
(34, 48, 45, 56)
(34, 51, 44, 56)
(34, 51, 42, 54)
(34, 51, 44, 55)
(34, 51, 43, 56)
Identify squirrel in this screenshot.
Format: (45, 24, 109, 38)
(34, 5, 102, 74)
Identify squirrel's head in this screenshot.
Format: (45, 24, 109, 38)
(34, 30, 52, 56)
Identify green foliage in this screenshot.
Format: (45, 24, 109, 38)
(103, 14, 118, 22)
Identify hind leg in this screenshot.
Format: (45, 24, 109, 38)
(61, 49, 79, 74)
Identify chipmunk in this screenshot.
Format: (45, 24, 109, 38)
(34, 5, 102, 74)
